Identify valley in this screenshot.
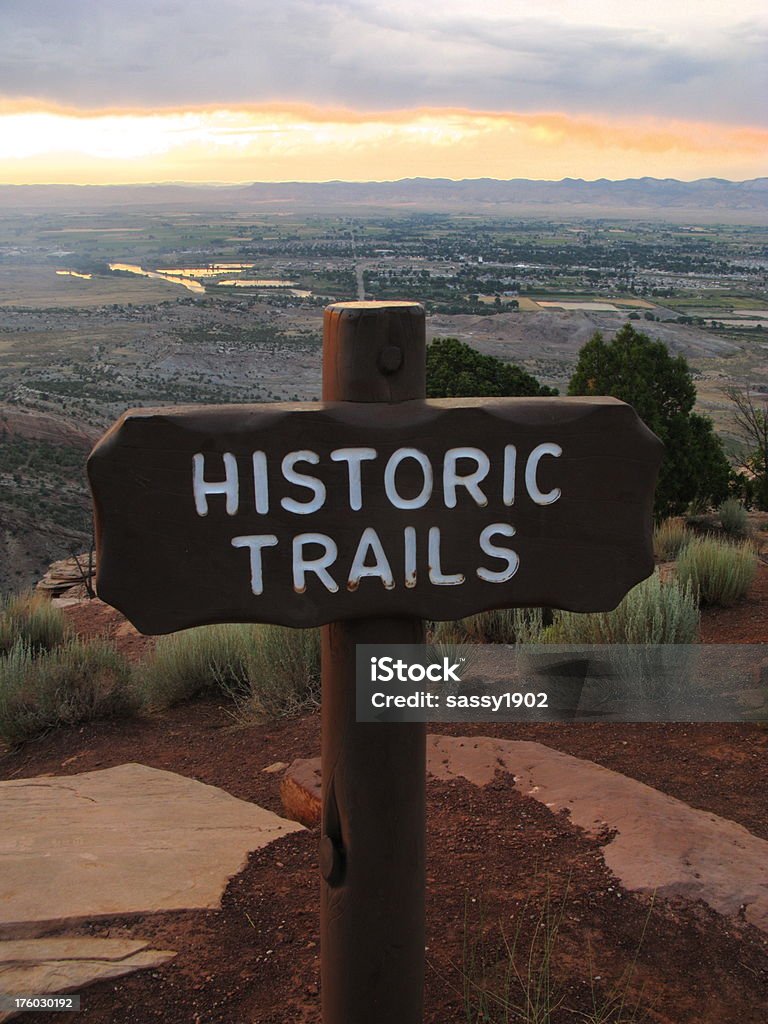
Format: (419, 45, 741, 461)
(1, 197, 766, 591)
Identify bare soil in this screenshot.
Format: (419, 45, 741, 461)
(1, 582, 768, 1023)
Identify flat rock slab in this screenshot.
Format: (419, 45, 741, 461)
(0, 763, 304, 928)
(428, 735, 768, 933)
(0, 938, 175, 1022)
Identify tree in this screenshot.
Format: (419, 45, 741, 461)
(426, 337, 557, 399)
(568, 323, 730, 517)
(723, 384, 768, 508)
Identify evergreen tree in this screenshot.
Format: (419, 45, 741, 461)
(426, 337, 557, 399)
(568, 323, 730, 516)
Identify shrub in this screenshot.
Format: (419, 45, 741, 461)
(430, 611, 508, 645)
(653, 518, 690, 561)
(545, 571, 699, 644)
(718, 497, 749, 538)
(429, 608, 545, 645)
(461, 609, 516, 643)
(0, 638, 135, 746)
(138, 622, 320, 718)
(676, 536, 757, 607)
(426, 619, 460, 645)
(239, 625, 321, 719)
(0, 591, 69, 655)
(138, 624, 257, 708)
(508, 608, 547, 644)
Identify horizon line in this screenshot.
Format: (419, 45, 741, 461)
(2, 174, 766, 188)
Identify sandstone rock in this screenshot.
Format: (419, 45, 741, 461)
(0, 938, 175, 1023)
(0, 763, 304, 927)
(427, 735, 768, 933)
(37, 555, 95, 598)
(287, 739, 768, 933)
(280, 758, 322, 826)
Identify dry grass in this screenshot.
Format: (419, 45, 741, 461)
(0, 591, 69, 655)
(653, 518, 690, 561)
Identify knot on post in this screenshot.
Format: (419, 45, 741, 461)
(378, 344, 403, 375)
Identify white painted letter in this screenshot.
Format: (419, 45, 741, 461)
(428, 527, 465, 585)
(503, 445, 517, 506)
(477, 524, 519, 583)
(293, 533, 339, 593)
(281, 450, 326, 514)
(232, 534, 278, 595)
(384, 448, 433, 509)
(193, 452, 239, 516)
(330, 447, 377, 511)
(252, 451, 269, 514)
(525, 443, 562, 505)
(443, 446, 490, 508)
(404, 526, 417, 588)
(348, 527, 395, 590)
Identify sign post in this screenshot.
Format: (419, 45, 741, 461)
(88, 300, 663, 1024)
(320, 303, 427, 1024)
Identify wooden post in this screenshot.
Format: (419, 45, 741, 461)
(320, 302, 427, 1024)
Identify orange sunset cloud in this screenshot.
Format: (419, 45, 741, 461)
(1, 104, 766, 185)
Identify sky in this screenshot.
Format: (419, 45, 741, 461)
(0, 0, 766, 185)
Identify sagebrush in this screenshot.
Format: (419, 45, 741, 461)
(138, 624, 257, 708)
(0, 638, 135, 746)
(138, 622, 320, 717)
(718, 498, 749, 538)
(236, 624, 320, 719)
(676, 536, 757, 607)
(429, 608, 544, 645)
(544, 571, 699, 644)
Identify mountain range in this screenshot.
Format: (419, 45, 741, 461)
(1, 177, 767, 220)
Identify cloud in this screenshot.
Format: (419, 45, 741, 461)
(0, 0, 765, 126)
(1, 104, 766, 185)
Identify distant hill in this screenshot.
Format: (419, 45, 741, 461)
(1, 177, 767, 221)
(0, 405, 100, 449)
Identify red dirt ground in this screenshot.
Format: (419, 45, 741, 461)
(1, 572, 768, 1023)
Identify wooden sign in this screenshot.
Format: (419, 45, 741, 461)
(88, 301, 662, 1024)
(88, 395, 661, 635)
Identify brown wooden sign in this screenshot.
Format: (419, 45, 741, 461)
(88, 395, 661, 635)
(88, 302, 661, 1024)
